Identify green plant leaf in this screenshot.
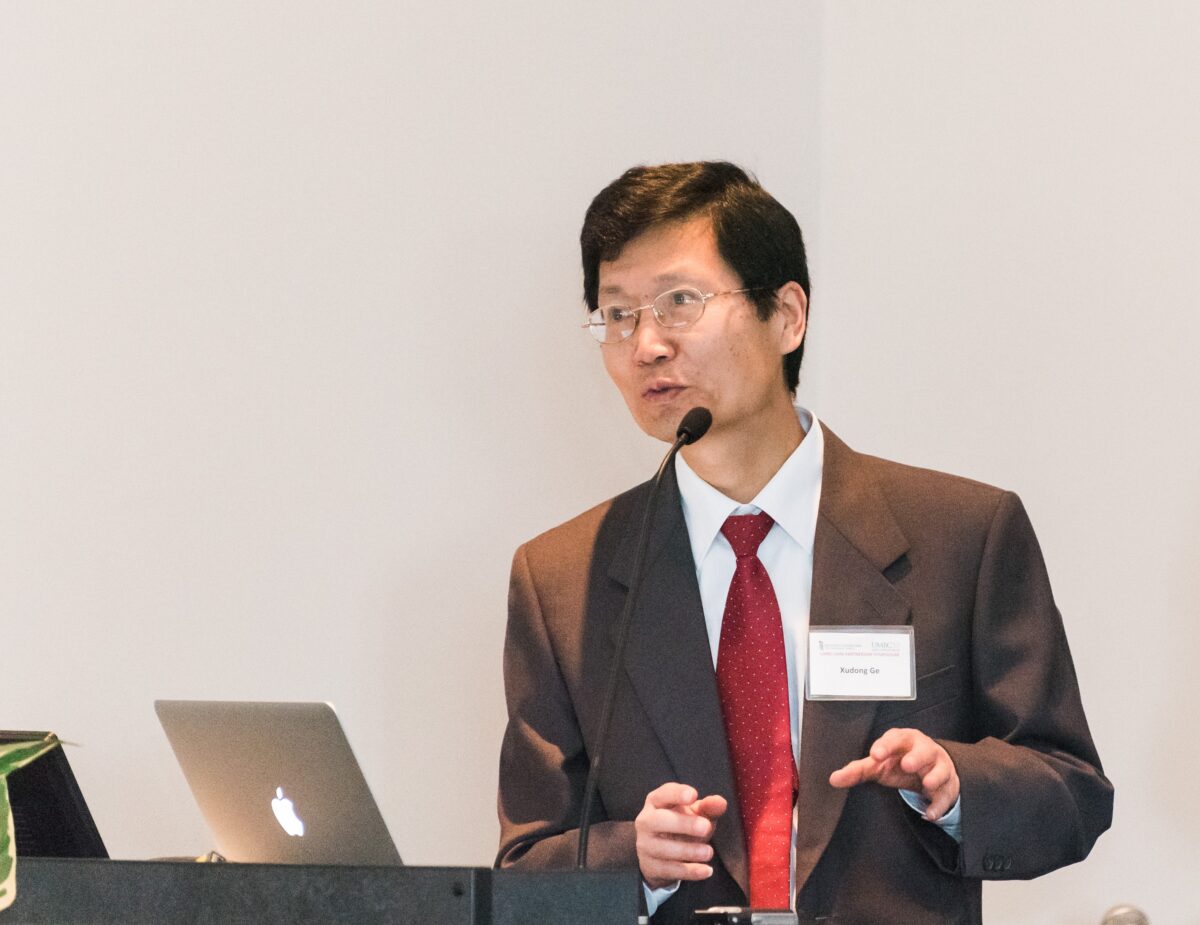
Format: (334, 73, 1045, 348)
(0, 777, 13, 907)
(0, 738, 60, 777)
(0, 736, 62, 913)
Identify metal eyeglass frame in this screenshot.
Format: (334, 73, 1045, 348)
(581, 286, 769, 344)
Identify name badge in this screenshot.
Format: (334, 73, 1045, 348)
(805, 626, 915, 701)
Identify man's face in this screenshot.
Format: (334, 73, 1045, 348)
(597, 216, 805, 446)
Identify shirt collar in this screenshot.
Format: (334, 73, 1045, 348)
(675, 406, 825, 570)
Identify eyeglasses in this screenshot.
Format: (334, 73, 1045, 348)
(582, 286, 769, 344)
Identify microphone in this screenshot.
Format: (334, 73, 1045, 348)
(676, 406, 713, 446)
(576, 407, 712, 869)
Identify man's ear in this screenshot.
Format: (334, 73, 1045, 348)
(774, 281, 807, 354)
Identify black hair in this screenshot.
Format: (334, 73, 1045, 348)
(581, 161, 810, 392)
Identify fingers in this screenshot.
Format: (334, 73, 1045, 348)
(635, 783, 725, 889)
(645, 781, 699, 810)
(829, 754, 877, 789)
(636, 832, 716, 888)
(916, 754, 953, 795)
(829, 747, 902, 789)
(692, 794, 728, 820)
(828, 729, 960, 818)
(919, 752, 960, 821)
(869, 727, 924, 764)
(639, 799, 718, 840)
(886, 731, 959, 817)
(923, 774, 960, 822)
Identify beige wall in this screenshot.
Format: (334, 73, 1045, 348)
(813, 5, 1200, 923)
(3, 2, 1196, 922)
(0, 0, 819, 870)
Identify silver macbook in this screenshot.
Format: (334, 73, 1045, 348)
(154, 700, 402, 866)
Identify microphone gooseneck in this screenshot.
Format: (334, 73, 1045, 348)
(576, 407, 712, 870)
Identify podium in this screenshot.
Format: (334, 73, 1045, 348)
(2, 859, 639, 924)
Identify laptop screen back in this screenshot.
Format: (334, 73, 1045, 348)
(154, 701, 401, 866)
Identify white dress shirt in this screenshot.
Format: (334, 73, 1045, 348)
(676, 407, 823, 769)
(643, 407, 960, 916)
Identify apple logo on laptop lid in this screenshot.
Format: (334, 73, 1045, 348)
(271, 787, 305, 837)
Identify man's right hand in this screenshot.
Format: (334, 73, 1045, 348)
(634, 782, 728, 889)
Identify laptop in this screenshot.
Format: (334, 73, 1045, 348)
(154, 700, 402, 866)
(1, 730, 107, 859)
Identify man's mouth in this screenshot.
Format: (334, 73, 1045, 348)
(643, 382, 686, 401)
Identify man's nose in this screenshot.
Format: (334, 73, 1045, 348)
(630, 314, 674, 365)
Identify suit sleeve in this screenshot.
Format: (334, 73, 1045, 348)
(495, 543, 639, 871)
(934, 491, 1114, 879)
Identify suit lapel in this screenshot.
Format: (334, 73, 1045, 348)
(607, 465, 750, 899)
(602, 427, 912, 901)
(793, 424, 912, 893)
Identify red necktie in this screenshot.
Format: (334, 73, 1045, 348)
(716, 512, 796, 909)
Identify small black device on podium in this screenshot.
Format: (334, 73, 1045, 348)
(693, 909, 798, 925)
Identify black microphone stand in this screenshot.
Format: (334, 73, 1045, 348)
(576, 408, 712, 869)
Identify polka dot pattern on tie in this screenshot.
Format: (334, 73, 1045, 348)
(716, 511, 797, 909)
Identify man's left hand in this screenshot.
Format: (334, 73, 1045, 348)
(828, 728, 960, 821)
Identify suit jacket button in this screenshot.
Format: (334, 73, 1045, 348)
(1002, 857, 1013, 871)
(982, 856, 994, 871)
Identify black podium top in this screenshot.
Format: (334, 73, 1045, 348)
(3, 859, 639, 925)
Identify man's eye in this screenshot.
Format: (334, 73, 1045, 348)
(669, 289, 702, 305)
(606, 307, 633, 323)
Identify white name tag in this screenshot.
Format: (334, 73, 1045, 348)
(805, 626, 916, 701)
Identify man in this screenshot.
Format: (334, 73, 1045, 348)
(496, 162, 1112, 924)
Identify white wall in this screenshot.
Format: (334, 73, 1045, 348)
(2, 2, 1196, 923)
(0, 0, 818, 870)
(813, 4, 1200, 923)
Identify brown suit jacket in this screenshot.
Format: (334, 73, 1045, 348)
(496, 425, 1113, 925)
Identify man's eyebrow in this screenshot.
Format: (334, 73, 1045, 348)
(597, 273, 702, 300)
(652, 272, 696, 287)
